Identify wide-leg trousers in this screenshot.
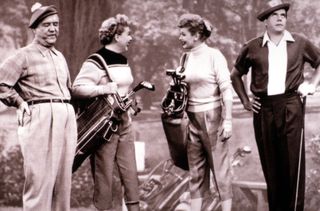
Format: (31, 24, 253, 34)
(17, 103, 77, 211)
(254, 93, 305, 211)
(187, 107, 233, 201)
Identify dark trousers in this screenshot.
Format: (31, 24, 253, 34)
(253, 93, 305, 211)
(90, 112, 139, 210)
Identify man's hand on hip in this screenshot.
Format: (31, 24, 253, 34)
(17, 101, 30, 126)
(242, 95, 261, 113)
(298, 82, 316, 97)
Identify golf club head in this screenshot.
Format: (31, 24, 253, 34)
(166, 69, 175, 76)
(133, 81, 155, 92)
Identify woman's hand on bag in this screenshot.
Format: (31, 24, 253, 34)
(100, 82, 118, 94)
(220, 119, 232, 142)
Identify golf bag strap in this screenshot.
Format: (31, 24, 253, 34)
(85, 53, 116, 140)
(179, 53, 188, 73)
(87, 53, 113, 82)
(71, 53, 112, 114)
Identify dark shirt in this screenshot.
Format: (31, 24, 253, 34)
(234, 33, 320, 95)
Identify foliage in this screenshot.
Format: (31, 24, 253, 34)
(122, 0, 188, 107)
(121, 0, 320, 107)
(0, 142, 123, 208)
(289, 0, 320, 46)
(71, 161, 94, 207)
(0, 144, 24, 206)
(1, 0, 320, 108)
(305, 135, 320, 211)
(0, 0, 28, 49)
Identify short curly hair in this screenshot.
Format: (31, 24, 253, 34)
(178, 13, 212, 41)
(99, 14, 130, 45)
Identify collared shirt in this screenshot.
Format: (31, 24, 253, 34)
(0, 41, 71, 107)
(234, 32, 320, 95)
(262, 30, 295, 95)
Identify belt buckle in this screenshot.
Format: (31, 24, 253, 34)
(51, 99, 64, 103)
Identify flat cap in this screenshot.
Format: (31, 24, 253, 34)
(257, 0, 290, 21)
(29, 3, 58, 28)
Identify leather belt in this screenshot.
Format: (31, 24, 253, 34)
(27, 99, 70, 105)
(255, 89, 297, 99)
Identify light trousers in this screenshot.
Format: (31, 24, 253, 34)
(18, 103, 77, 211)
(187, 107, 233, 201)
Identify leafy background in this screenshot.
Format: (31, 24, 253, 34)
(0, 0, 320, 210)
(1, 0, 320, 108)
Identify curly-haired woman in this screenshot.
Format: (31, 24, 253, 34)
(176, 13, 233, 211)
(72, 14, 140, 211)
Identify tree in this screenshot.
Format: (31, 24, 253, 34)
(2, 0, 320, 108)
(289, 0, 320, 46)
(122, 0, 188, 108)
(0, 0, 28, 51)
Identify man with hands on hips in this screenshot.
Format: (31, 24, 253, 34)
(231, 1, 320, 210)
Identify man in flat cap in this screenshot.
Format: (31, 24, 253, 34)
(0, 3, 77, 211)
(231, 0, 320, 210)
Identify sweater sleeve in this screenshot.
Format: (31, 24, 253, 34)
(213, 50, 232, 93)
(72, 61, 111, 98)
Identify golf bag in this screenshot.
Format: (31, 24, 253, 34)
(139, 159, 189, 211)
(161, 53, 189, 170)
(72, 95, 117, 173)
(161, 113, 189, 171)
(72, 52, 155, 173)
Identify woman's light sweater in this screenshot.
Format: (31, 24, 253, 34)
(183, 43, 233, 112)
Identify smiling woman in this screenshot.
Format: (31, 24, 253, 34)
(71, 14, 141, 211)
(171, 13, 234, 211)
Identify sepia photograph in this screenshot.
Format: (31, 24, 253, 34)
(0, 0, 320, 211)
